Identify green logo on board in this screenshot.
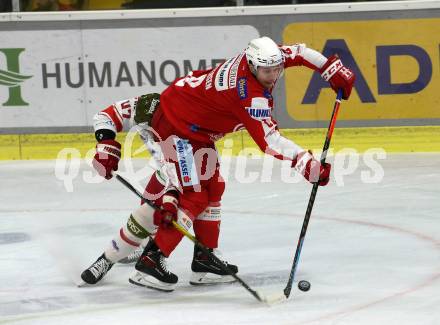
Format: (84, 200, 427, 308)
(0, 48, 32, 106)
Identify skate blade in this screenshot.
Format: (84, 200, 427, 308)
(77, 280, 92, 288)
(189, 272, 236, 285)
(117, 258, 136, 265)
(129, 271, 176, 292)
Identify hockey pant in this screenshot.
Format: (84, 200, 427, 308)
(104, 170, 224, 261)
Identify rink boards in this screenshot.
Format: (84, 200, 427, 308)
(1, 125, 439, 160)
(1, 1, 440, 135)
(1, 1, 440, 159)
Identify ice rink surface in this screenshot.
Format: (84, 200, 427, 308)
(1, 154, 439, 325)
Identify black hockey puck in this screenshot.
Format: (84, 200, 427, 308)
(298, 280, 311, 292)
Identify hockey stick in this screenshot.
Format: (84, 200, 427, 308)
(283, 89, 343, 299)
(114, 173, 269, 303)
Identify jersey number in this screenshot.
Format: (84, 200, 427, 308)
(175, 74, 206, 88)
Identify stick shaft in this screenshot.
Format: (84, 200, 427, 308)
(283, 89, 343, 298)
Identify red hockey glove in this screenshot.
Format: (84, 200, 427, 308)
(320, 55, 355, 100)
(292, 150, 331, 186)
(92, 139, 121, 180)
(154, 191, 179, 229)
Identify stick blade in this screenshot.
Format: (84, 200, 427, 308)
(258, 291, 287, 305)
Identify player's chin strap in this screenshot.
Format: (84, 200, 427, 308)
(283, 89, 344, 299)
(113, 172, 277, 304)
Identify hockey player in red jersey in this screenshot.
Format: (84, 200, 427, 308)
(80, 36, 355, 291)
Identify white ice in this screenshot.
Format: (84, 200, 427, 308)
(0, 154, 439, 325)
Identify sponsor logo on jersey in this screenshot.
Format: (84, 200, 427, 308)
(228, 53, 244, 88)
(205, 70, 215, 90)
(0, 48, 32, 107)
(215, 57, 234, 91)
(237, 77, 248, 99)
(246, 97, 272, 120)
(174, 138, 199, 187)
(246, 107, 271, 120)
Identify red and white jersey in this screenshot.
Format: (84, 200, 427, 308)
(94, 43, 327, 162)
(159, 43, 326, 161)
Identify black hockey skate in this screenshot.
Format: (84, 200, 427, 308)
(80, 253, 114, 285)
(190, 245, 238, 285)
(129, 239, 178, 292)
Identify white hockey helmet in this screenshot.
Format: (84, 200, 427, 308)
(245, 36, 284, 72)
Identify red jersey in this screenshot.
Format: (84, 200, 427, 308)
(94, 44, 326, 162)
(159, 44, 323, 160)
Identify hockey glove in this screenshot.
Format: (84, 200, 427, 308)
(292, 150, 331, 186)
(320, 54, 355, 100)
(92, 139, 121, 180)
(154, 190, 179, 229)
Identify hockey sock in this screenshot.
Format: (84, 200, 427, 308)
(154, 209, 193, 257)
(105, 203, 157, 262)
(143, 170, 166, 204)
(193, 203, 221, 248)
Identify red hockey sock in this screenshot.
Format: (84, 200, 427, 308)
(154, 227, 184, 257)
(193, 203, 221, 249)
(143, 171, 166, 205)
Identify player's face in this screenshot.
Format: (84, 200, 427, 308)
(256, 64, 283, 89)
